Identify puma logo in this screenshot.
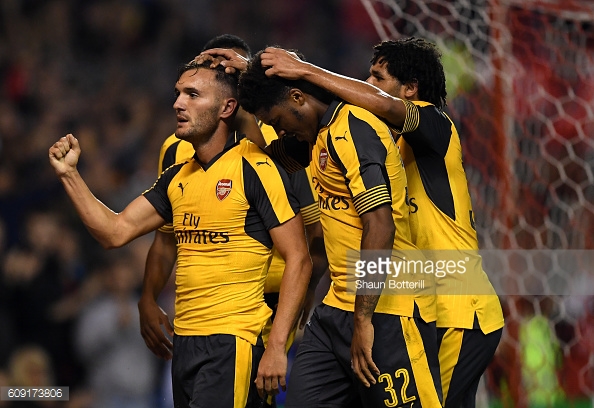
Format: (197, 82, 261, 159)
(178, 182, 188, 195)
(335, 131, 348, 141)
(256, 158, 271, 167)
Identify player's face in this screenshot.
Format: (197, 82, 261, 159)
(173, 68, 222, 144)
(366, 59, 407, 99)
(255, 99, 318, 145)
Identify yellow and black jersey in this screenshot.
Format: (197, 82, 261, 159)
(259, 121, 320, 293)
(157, 134, 195, 233)
(396, 100, 504, 333)
(306, 100, 435, 321)
(143, 132, 300, 344)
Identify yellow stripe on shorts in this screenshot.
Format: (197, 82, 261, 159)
(402, 317, 443, 407)
(234, 337, 252, 408)
(438, 328, 464, 403)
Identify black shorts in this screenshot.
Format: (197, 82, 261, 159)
(437, 320, 502, 408)
(285, 304, 442, 408)
(172, 334, 267, 408)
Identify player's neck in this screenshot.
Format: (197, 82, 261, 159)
(192, 126, 231, 165)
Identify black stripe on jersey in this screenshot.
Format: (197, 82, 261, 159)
(289, 168, 317, 209)
(242, 158, 278, 249)
(402, 105, 455, 220)
(143, 162, 187, 223)
(326, 130, 348, 180)
(161, 140, 182, 172)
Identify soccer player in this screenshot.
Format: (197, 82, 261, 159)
(137, 34, 253, 363)
(237, 48, 441, 408)
(139, 36, 326, 377)
(259, 38, 505, 407)
(48, 60, 312, 408)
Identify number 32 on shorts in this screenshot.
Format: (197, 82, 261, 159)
(378, 368, 416, 407)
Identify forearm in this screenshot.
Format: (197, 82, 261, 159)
(234, 107, 267, 149)
(59, 170, 127, 248)
(141, 232, 176, 301)
(299, 64, 405, 126)
(267, 254, 312, 350)
(354, 205, 395, 323)
(305, 223, 328, 291)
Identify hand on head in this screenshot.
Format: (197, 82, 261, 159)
(196, 48, 249, 74)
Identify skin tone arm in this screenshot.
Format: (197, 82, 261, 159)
(48, 134, 166, 248)
(256, 213, 312, 398)
(351, 204, 395, 387)
(260, 47, 408, 129)
(138, 229, 177, 360)
(299, 220, 328, 329)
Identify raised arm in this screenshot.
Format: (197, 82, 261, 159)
(260, 47, 408, 128)
(49, 134, 166, 248)
(256, 213, 312, 397)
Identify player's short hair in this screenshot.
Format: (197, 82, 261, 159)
(371, 37, 447, 109)
(238, 47, 333, 114)
(177, 60, 239, 99)
(202, 34, 252, 59)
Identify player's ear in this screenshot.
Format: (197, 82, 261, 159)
(404, 81, 418, 99)
(221, 98, 238, 119)
(289, 88, 305, 106)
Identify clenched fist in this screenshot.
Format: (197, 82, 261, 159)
(49, 134, 81, 177)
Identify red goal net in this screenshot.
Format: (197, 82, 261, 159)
(360, 0, 594, 405)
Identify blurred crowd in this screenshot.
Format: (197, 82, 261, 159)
(2, 0, 594, 407)
(0, 0, 377, 406)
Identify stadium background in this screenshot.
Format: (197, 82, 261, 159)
(0, 0, 592, 407)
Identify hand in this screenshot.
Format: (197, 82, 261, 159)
(298, 287, 316, 329)
(197, 48, 249, 74)
(350, 319, 379, 387)
(48, 134, 81, 177)
(260, 47, 307, 80)
(255, 344, 287, 398)
(138, 297, 174, 360)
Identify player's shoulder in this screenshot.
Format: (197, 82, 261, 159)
(236, 138, 270, 161)
(341, 102, 385, 125)
(161, 133, 180, 150)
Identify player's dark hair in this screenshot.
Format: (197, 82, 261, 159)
(202, 34, 252, 59)
(238, 47, 334, 114)
(177, 60, 239, 99)
(371, 37, 447, 109)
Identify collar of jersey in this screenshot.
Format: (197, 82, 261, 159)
(319, 99, 345, 129)
(193, 131, 245, 171)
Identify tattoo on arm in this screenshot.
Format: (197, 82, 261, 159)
(355, 295, 380, 319)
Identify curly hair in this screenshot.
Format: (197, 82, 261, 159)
(177, 60, 239, 99)
(371, 37, 447, 109)
(238, 47, 334, 114)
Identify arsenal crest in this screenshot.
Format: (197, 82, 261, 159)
(319, 148, 328, 172)
(216, 179, 232, 201)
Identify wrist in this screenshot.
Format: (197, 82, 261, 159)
(266, 336, 287, 352)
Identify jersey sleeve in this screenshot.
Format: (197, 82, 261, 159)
(289, 168, 319, 226)
(399, 100, 452, 157)
(143, 162, 185, 224)
(268, 136, 311, 173)
(327, 110, 392, 216)
(242, 157, 300, 231)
